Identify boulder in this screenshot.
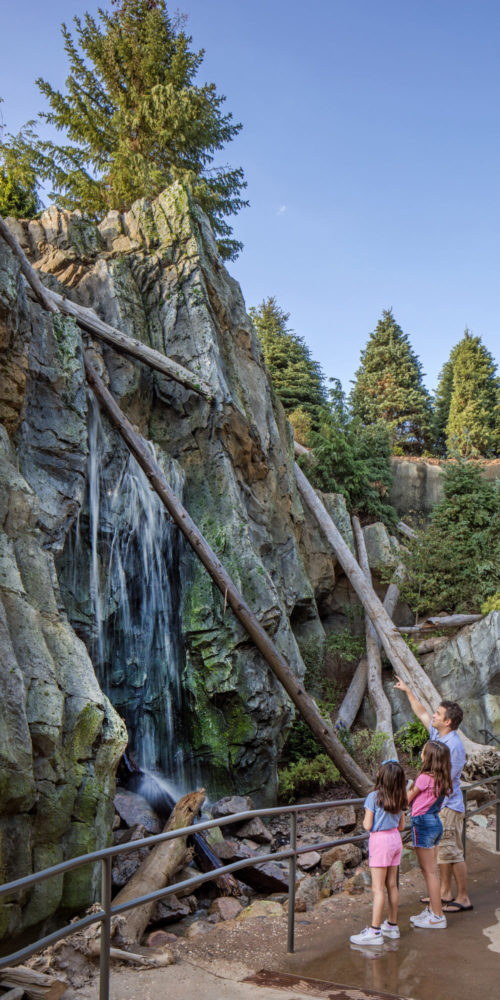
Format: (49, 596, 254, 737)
(211, 795, 255, 819)
(320, 843, 363, 869)
(209, 897, 243, 921)
(236, 900, 283, 920)
(233, 817, 273, 843)
(113, 789, 161, 834)
(294, 875, 320, 912)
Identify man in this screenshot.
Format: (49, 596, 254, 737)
(394, 675, 473, 913)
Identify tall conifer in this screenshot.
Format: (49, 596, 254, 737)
(445, 330, 500, 457)
(350, 310, 432, 454)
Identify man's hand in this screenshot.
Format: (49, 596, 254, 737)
(394, 675, 409, 692)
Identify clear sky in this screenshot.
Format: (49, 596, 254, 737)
(2, 0, 500, 394)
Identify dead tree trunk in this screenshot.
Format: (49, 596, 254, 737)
(293, 462, 490, 758)
(335, 563, 404, 729)
(111, 789, 205, 945)
(352, 517, 397, 759)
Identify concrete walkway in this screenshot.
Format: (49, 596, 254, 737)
(77, 830, 500, 1000)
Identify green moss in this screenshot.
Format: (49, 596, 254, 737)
(61, 821, 99, 910)
(70, 702, 105, 761)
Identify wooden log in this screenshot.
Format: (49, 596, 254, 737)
(1, 988, 25, 1000)
(84, 356, 372, 796)
(352, 517, 397, 760)
(0, 966, 67, 1000)
(46, 288, 214, 401)
(111, 788, 205, 944)
(293, 462, 488, 756)
(398, 614, 483, 634)
(335, 563, 405, 730)
(397, 520, 417, 539)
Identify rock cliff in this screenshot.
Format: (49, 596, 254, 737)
(0, 184, 349, 937)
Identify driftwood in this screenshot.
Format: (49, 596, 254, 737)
(0, 966, 67, 1000)
(352, 517, 397, 759)
(335, 563, 405, 729)
(84, 356, 372, 795)
(293, 462, 492, 759)
(399, 614, 483, 634)
(111, 788, 205, 945)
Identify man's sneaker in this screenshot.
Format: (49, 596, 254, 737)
(411, 909, 447, 929)
(410, 906, 430, 925)
(349, 926, 383, 945)
(381, 919, 400, 939)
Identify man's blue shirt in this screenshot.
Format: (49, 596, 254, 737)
(429, 724, 465, 812)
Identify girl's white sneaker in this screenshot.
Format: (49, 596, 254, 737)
(381, 919, 400, 939)
(349, 926, 383, 945)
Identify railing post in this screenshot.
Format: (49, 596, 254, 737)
(462, 788, 467, 859)
(100, 856, 112, 1000)
(287, 812, 297, 954)
(496, 780, 500, 853)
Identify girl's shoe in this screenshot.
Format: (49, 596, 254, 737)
(411, 910, 447, 929)
(381, 919, 400, 939)
(349, 926, 383, 945)
(410, 906, 430, 924)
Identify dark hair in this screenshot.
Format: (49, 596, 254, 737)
(440, 700, 463, 731)
(374, 761, 407, 814)
(420, 740, 452, 797)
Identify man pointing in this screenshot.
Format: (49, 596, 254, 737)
(395, 676, 473, 913)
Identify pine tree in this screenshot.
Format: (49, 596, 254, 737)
(432, 357, 455, 455)
(3, 1, 246, 259)
(250, 297, 327, 425)
(0, 104, 41, 218)
(445, 330, 500, 457)
(350, 309, 433, 454)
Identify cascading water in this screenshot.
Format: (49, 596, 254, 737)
(60, 395, 196, 791)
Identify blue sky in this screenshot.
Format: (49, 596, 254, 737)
(2, 0, 500, 394)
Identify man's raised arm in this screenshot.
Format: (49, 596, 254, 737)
(394, 675, 432, 730)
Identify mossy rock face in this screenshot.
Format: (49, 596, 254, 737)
(61, 822, 99, 911)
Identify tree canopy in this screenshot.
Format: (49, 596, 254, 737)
(444, 330, 500, 457)
(0, 104, 41, 219)
(250, 297, 327, 426)
(350, 310, 433, 454)
(3, 0, 247, 259)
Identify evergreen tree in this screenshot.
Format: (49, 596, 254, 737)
(0, 104, 41, 218)
(350, 309, 433, 454)
(250, 297, 327, 425)
(445, 330, 500, 457)
(3, 1, 246, 259)
(432, 356, 455, 455)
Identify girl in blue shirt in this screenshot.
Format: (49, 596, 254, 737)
(350, 760, 407, 946)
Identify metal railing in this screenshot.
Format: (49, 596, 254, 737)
(462, 774, 500, 856)
(0, 776, 498, 1000)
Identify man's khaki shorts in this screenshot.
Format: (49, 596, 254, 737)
(437, 806, 464, 864)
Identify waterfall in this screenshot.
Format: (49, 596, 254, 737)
(60, 395, 195, 790)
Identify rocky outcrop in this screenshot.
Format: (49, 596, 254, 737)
(0, 241, 126, 941)
(390, 456, 500, 519)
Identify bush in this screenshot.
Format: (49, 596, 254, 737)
(395, 716, 428, 764)
(401, 461, 500, 615)
(351, 729, 387, 775)
(326, 630, 365, 663)
(282, 682, 340, 764)
(481, 593, 500, 615)
(278, 754, 340, 803)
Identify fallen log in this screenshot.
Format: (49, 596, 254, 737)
(335, 563, 405, 729)
(293, 462, 490, 758)
(84, 356, 372, 796)
(111, 788, 205, 945)
(398, 614, 483, 634)
(352, 516, 397, 760)
(46, 288, 214, 401)
(0, 966, 67, 1000)
(397, 520, 417, 539)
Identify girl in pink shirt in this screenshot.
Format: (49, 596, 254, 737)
(407, 741, 452, 929)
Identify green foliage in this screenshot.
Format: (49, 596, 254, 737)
(445, 330, 500, 458)
(283, 682, 340, 765)
(401, 460, 500, 614)
(278, 754, 340, 803)
(481, 592, 500, 615)
(350, 309, 433, 455)
(3, 1, 246, 259)
(351, 729, 387, 773)
(432, 357, 455, 456)
(250, 297, 327, 425)
(306, 391, 398, 530)
(0, 104, 41, 218)
(395, 716, 428, 764)
(326, 630, 365, 663)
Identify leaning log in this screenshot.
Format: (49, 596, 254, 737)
(293, 462, 489, 757)
(352, 517, 397, 759)
(112, 789, 205, 945)
(84, 356, 372, 796)
(335, 563, 404, 729)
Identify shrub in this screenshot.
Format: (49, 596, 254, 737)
(326, 630, 365, 663)
(278, 754, 340, 803)
(351, 729, 387, 775)
(481, 593, 500, 615)
(395, 716, 428, 764)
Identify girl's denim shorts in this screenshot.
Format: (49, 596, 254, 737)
(411, 812, 443, 849)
